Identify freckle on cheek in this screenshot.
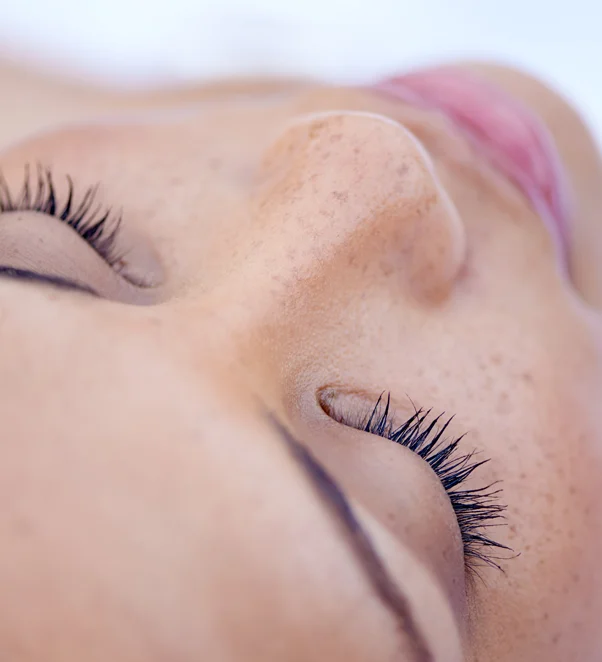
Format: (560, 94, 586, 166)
(521, 371, 534, 385)
(491, 353, 503, 365)
(331, 190, 348, 203)
(545, 492, 556, 505)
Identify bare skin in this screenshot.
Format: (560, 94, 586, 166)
(0, 59, 601, 662)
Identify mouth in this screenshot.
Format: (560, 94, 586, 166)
(369, 67, 573, 268)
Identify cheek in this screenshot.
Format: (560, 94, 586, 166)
(447, 323, 602, 655)
(471, 410, 602, 658)
(509, 401, 602, 608)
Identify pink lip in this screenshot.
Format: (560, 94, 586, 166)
(369, 67, 573, 267)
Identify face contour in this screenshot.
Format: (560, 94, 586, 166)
(0, 62, 601, 662)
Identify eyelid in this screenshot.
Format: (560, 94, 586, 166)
(0, 213, 163, 305)
(0, 266, 99, 296)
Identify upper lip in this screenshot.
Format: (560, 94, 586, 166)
(369, 67, 572, 268)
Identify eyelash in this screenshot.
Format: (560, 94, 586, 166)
(353, 392, 511, 576)
(0, 164, 122, 266)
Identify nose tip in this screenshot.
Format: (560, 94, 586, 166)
(253, 110, 466, 302)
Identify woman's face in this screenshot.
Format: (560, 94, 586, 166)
(1, 62, 601, 662)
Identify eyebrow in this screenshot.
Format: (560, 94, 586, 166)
(267, 415, 433, 662)
(0, 266, 98, 296)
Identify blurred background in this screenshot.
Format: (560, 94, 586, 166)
(1, 0, 600, 139)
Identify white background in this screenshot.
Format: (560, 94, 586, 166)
(1, 0, 601, 140)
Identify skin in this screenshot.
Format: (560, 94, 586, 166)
(0, 58, 601, 661)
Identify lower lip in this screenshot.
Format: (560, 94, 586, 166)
(368, 68, 573, 268)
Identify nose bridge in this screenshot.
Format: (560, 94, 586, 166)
(249, 111, 466, 302)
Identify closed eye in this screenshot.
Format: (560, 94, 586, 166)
(0, 163, 123, 269)
(323, 391, 512, 576)
(0, 163, 163, 304)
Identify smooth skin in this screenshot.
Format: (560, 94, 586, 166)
(0, 58, 601, 661)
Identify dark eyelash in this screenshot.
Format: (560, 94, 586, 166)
(0, 163, 122, 266)
(357, 392, 512, 577)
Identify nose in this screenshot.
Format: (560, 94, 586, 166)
(250, 111, 466, 302)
